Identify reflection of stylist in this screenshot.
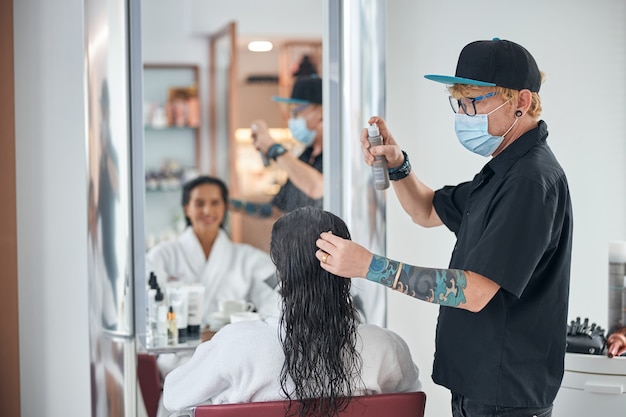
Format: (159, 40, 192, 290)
(232, 76, 324, 218)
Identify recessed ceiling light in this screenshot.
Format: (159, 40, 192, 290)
(248, 41, 273, 52)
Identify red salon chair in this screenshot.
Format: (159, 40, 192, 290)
(137, 353, 163, 417)
(170, 391, 426, 417)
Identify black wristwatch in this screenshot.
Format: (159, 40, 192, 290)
(267, 143, 287, 161)
(388, 151, 411, 181)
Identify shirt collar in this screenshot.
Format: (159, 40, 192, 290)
(486, 120, 548, 177)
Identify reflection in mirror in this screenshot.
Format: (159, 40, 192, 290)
(141, 4, 323, 253)
(132, 1, 387, 415)
(143, 64, 200, 247)
(137, 3, 324, 415)
(231, 41, 323, 252)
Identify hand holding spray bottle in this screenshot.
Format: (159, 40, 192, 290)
(367, 123, 390, 190)
(252, 123, 270, 167)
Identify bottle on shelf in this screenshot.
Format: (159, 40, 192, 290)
(145, 272, 158, 344)
(167, 305, 178, 346)
(152, 286, 167, 346)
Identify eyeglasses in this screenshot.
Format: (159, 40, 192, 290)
(449, 92, 498, 116)
(290, 104, 310, 118)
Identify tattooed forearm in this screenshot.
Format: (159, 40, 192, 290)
(366, 255, 467, 307)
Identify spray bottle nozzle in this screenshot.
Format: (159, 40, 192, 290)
(368, 123, 380, 137)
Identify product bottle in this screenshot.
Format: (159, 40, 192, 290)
(154, 286, 167, 346)
(367, 123, 390, 190)
(145, 271, 159, 345)
(167, 306, 178, 346)
(146, 286, 157, 344)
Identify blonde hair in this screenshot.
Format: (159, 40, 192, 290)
(448, 71, 545, 118)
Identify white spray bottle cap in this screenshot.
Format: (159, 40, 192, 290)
(368, 123, 380, 137)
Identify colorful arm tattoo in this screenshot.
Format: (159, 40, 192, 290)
(366, 255, 467, 307)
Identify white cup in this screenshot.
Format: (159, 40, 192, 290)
(219, 299, 255, 316)
(230, 311, 260, 323)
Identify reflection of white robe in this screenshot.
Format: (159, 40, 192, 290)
(146, 227, 280, 323)
(162, 315, 422, 411)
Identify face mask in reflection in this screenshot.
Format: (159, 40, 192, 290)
(288, 117, 316, 146)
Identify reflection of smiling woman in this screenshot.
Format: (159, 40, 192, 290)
(184, 178, 227, 257)
(145, 176, 280, 326)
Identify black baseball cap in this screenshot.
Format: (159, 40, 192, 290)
(272, 75, 322, 105)
(425, 38, 541, 92)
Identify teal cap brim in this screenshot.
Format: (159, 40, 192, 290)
(424, 74, 496, 87)
(271, 96, 311, 105)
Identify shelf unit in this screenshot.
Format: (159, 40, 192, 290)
(143, 64, 200, 248)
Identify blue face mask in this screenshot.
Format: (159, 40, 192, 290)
(288, 117, 316, 146)
(454, 100, 516, 157)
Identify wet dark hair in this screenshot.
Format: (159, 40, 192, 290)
(181, 176, 229, 228)
(270, 206, 361, 417)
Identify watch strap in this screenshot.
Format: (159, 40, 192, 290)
(267, 143, 287, 161)
(388, 151, 411, 181)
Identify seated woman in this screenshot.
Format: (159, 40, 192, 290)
(146, 175, 280, 325)
(162, 206, 421, 416)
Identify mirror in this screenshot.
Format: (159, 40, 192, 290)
(137, 0, 389, 324)
(141, 3, 324, 252)
(84, 1, 388, 416)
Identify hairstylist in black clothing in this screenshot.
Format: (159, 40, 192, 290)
(231, 76, 324, 219)
(315, 38, 572, 417)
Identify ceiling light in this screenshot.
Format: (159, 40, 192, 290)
(248, 41, 273, 52)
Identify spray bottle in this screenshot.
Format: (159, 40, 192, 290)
(367, 123, 390, 190)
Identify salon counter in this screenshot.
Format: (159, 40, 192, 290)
(137, 328, 216, 355)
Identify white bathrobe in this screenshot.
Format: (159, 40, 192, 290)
(146, 227, 280, 322)
(162, 315, 422, 412)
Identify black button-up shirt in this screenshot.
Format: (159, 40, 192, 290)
(272, 146, 323, 213)
(432, 121, 573, 407)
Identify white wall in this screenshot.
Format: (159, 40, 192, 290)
(14, 0, 91, 416)
(187, 0, 322, 38)
(385, 0, 626, 415)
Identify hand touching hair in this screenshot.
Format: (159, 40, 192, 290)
(270, 207, 362, 417)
